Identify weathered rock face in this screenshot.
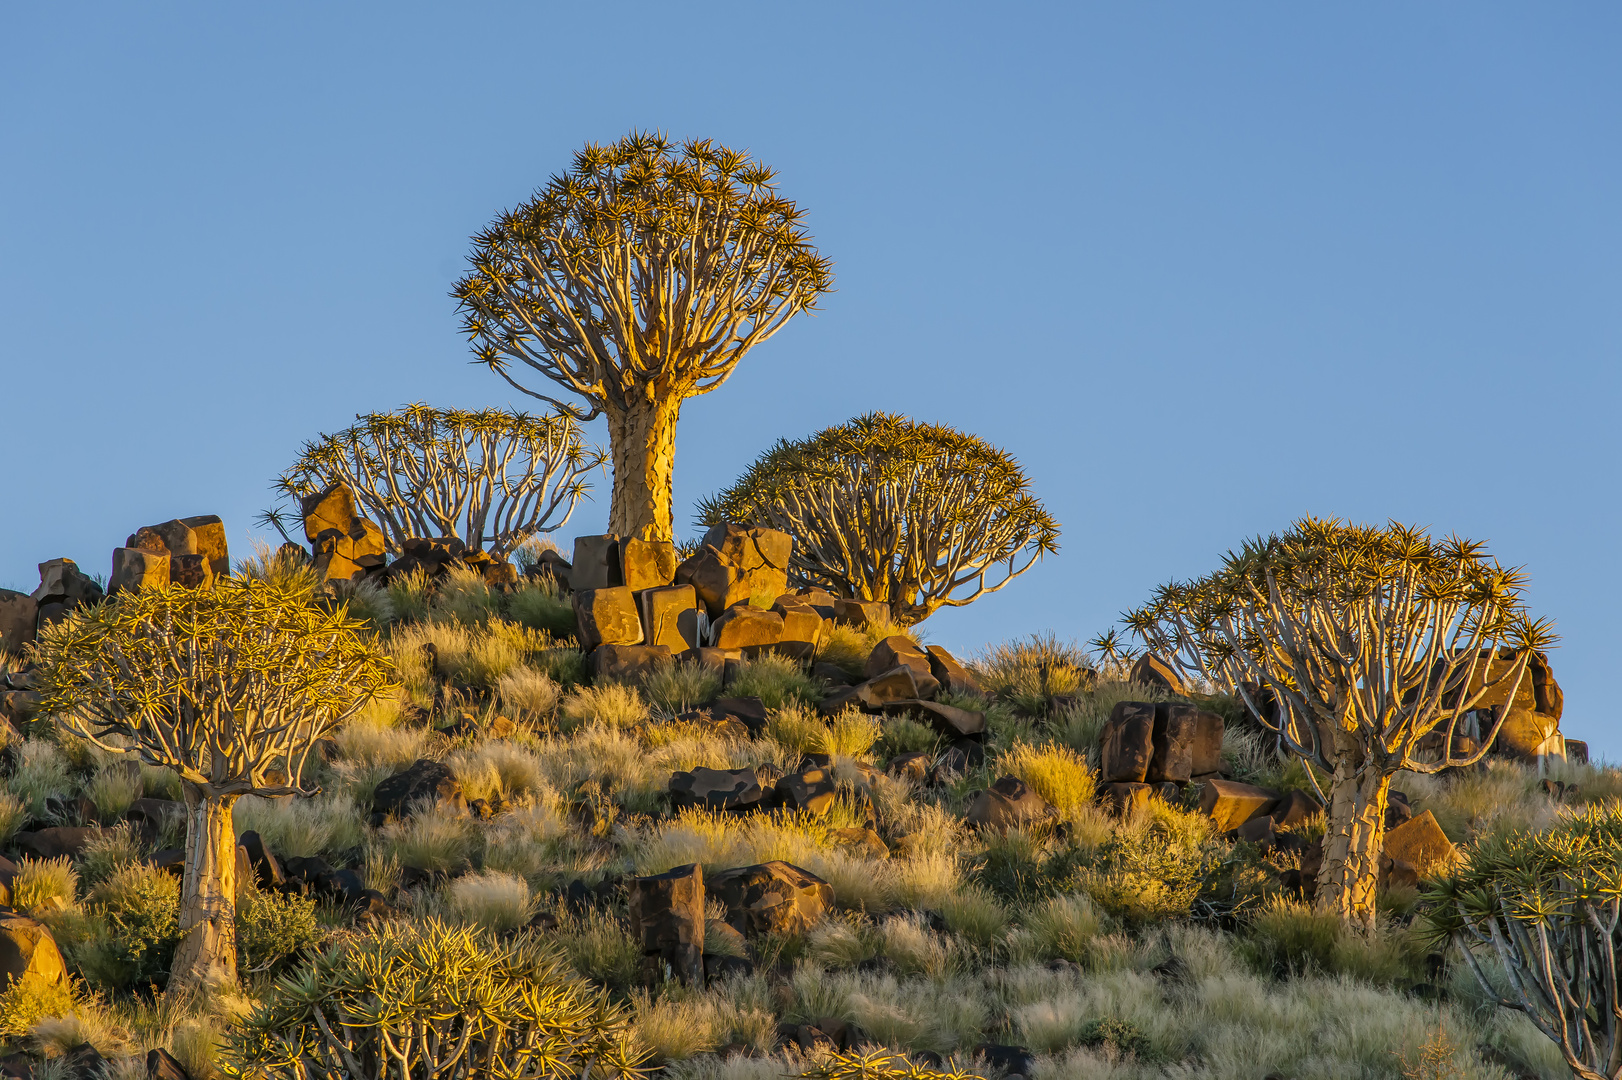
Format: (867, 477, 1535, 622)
(853, 666, 931, 708)
(639, 585, 701, 652)
(1101, 702, 1156, 783)
(1147, 703, 1198, 784)
(676, 524, 793, 618)
(1383, 810, 1455, 878)
(1443, 649, 1563, 721)
(0, 590, 38, 656)
(110, 548, 170, 594)
(711, 607, 783, 652)
(592, 644, 672, 683)
(620, 538, 677, 593)
(964, 776, 1052, 829)
(832, 599, 888, 628)
(572, 535, 623, 592)
(33, 559, 104, 626)
(707, 861, 833, 937)
(881, 698, 985, 738)
(16, 828, 107, 861)
(1099, 781, 1152, 816)
(1269, 790, 1322, 829)
(1130, 654, 1187, 695)
(1493, 707, 1564, 762)
(865, 636, 934, 686)
(299, 485, 386, 583)
(1190, 709, 1225, 776)
(371, 759, 463, 818)
(774, 606, 824, 660)
(775, 763, 837, 816)
(925, 646, 981, 695)
(669, 767, 764, 813)
(128, 515, 230, 579)
(574, 587, 644, 649)
(1198, 779, 1281, 833)
(0, 911, 67, 988)
(628, 863, 705, 985)
(169, 553, 213, 589)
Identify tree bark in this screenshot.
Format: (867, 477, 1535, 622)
(169, 785, 239, 993)
(605, 396, 681, 543)
(1315, 742, 1389, 932)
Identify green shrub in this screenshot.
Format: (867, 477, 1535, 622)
(236, 886, 321, 975)
(554, 909, 643, 994)
(763, 705, 827, 756)
(879, 716, 938, 757)
(224, 920, 647, 1080)
(0, 976, 77, 1041)
(975, 633, 1094, 716)
(81, 862, 182, 988)
(1022, 892, 1109, 964)
(820, 708, 882, 759)
(0, 793, 27, 845)
(726, 654, 820, 710)
(508, 582, 577, 636)
(85, 765, 143, 823)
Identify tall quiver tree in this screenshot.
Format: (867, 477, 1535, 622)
(454, 131, 834, 542)
(1125, 518, 1555, 930)
(31, 579, 392, 991)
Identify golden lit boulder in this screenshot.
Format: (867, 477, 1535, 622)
(707, 861, 833, 937)
(0, 911, 67, 987)
(620, 538, 677, 592)
(1130, 653, 1186, 695)
(573, 587, 644, 649)
(1198, 779, 1280, 832)
(1382, 809, 1455, 878)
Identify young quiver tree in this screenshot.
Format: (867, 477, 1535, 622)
(224, 919, 648, 1080)
(267, 404, 602, 561)
(698, 413, 1059, 625)
(1125, 518, 1554, 928)
(1429, 803, 1622, 1080)
(32, 578, 392, 991)
(455, 131, 833, 542)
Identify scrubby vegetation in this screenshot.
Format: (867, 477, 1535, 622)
(0, 581, 1606, 1080)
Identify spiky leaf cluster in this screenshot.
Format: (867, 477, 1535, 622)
(1426, 804, 1622, 1080)
(801, 1048, 976, 1080)
(697, 413, 1059, 625)
(269, 403, 602, 560)
(31, 578, 392, 798)
(454, 131, 834, 419)
(1123, 517, 1554, 774)
(224, 919, 648, 1080)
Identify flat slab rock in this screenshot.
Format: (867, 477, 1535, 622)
(707, 861, 833, 937)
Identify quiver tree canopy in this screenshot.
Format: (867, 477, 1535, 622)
(454, 131, 833, 542)
(31, 577, 393, 992)
(1124, 517, 1555, 927)
(1429, 803, 1622, 1080)
(268, 403, 602, 561)
(697, 413, 1059, 625)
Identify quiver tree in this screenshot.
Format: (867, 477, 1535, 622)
(31, 579, 392, 991)
(697, 413, 1060, 625)
(265, 403, 602, 561)
(1123, 518, 1554, 928)
(1428, 804, 1622, 1080)
(224, 919, 648, 1080)
(454, 131, 833, 542)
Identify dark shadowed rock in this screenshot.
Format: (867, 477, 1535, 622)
(707, 861, 833, 937)
(371, 759, 462, 818)
(964, 776, 1052, 830)
(1100, 702, 1156, 783)
(1198, 779, 1280, 832)
(670, 768, 764, 813)
(925, 645, 982, 695)
(629, 862, 705, 984)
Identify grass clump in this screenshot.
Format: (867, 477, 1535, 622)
(560, 684, 649, 732)
(641, 660, 723, 714)
(999, 742, 1095, 811)
(444, 870, 533, 932)
(75, 863, 181, 989)
(12, 857, 78, 917)
(9, 740, 73, 819)
(726, 654, 821, 710)
(497, 665, 562, 719)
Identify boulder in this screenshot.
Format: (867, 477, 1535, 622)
(60, 1043, 105, 1080)
(854, 666, 928, 708)
(639, 585, 701, 652)
(169, 553, 213, 589)
(832, 599, 889, 628)
(573, 587, 644, 650)
(711, 696, 768, 736)
(0, 590, 37, 656)
(881, 698, 985, 738)
(812, 662, 854, 687)
(1190, 710, 1225, 776)
(1148, 703, 1198, 783)
(1567, 739, 1589, 765)
(125, 798, 184, 843)
(238, 830, 285, 889)
(1236, 815, 1276, 848)
(865, 636, 935, 687)
(925, 645, 982, 695)
(676, 524, 793, 618)
(16, 827, 105, 860)
(1383, 810, 1455, 878)
(1102, 778, 1154, 810)
(1493, 707, 1564, 762)
(32, 559, 103, 609)
(311, 517, 387, 584)
(593, 643, 672, 683)
(371, 759, 462, 818)
(109, 548, 170, 594)
(1269, 790, 1322, 829)
(707, 861, 833, 937)
(0, 911, 67, 987)
(886, 751, 932, 783)
(147, 1049, 190, 1080)
(128, 515, 231, 578)
(1441, 649, 1563, 721)
(1130, 654, 1186, 695)
(829, 827, 889, 859)
(620, 538, 678, 592)
(628, 863, 705, 985)
(669, 767, 764, 813)
(775, 763, 838, 816)
(300, 484, 361, 544)
(571, 535, 623, 591)
(1198, 779, 1280, 832)
(711, 606, 783, 652)
(1100, 702, 1156, 783)
(775, 608, 824, 660)
(964, 776, 1052, 830)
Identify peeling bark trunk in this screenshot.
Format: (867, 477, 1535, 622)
(606, 396, 681, 543)
(169, 785, 239, 993)
(1315, 739, 1389, 931)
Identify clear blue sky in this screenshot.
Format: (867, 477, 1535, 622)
(3, 5, 1617, 758)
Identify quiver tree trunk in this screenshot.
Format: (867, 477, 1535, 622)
(170, 785, 239, 992)
(1316, 736, 1390, 931)
(606, 397, 680, 542)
